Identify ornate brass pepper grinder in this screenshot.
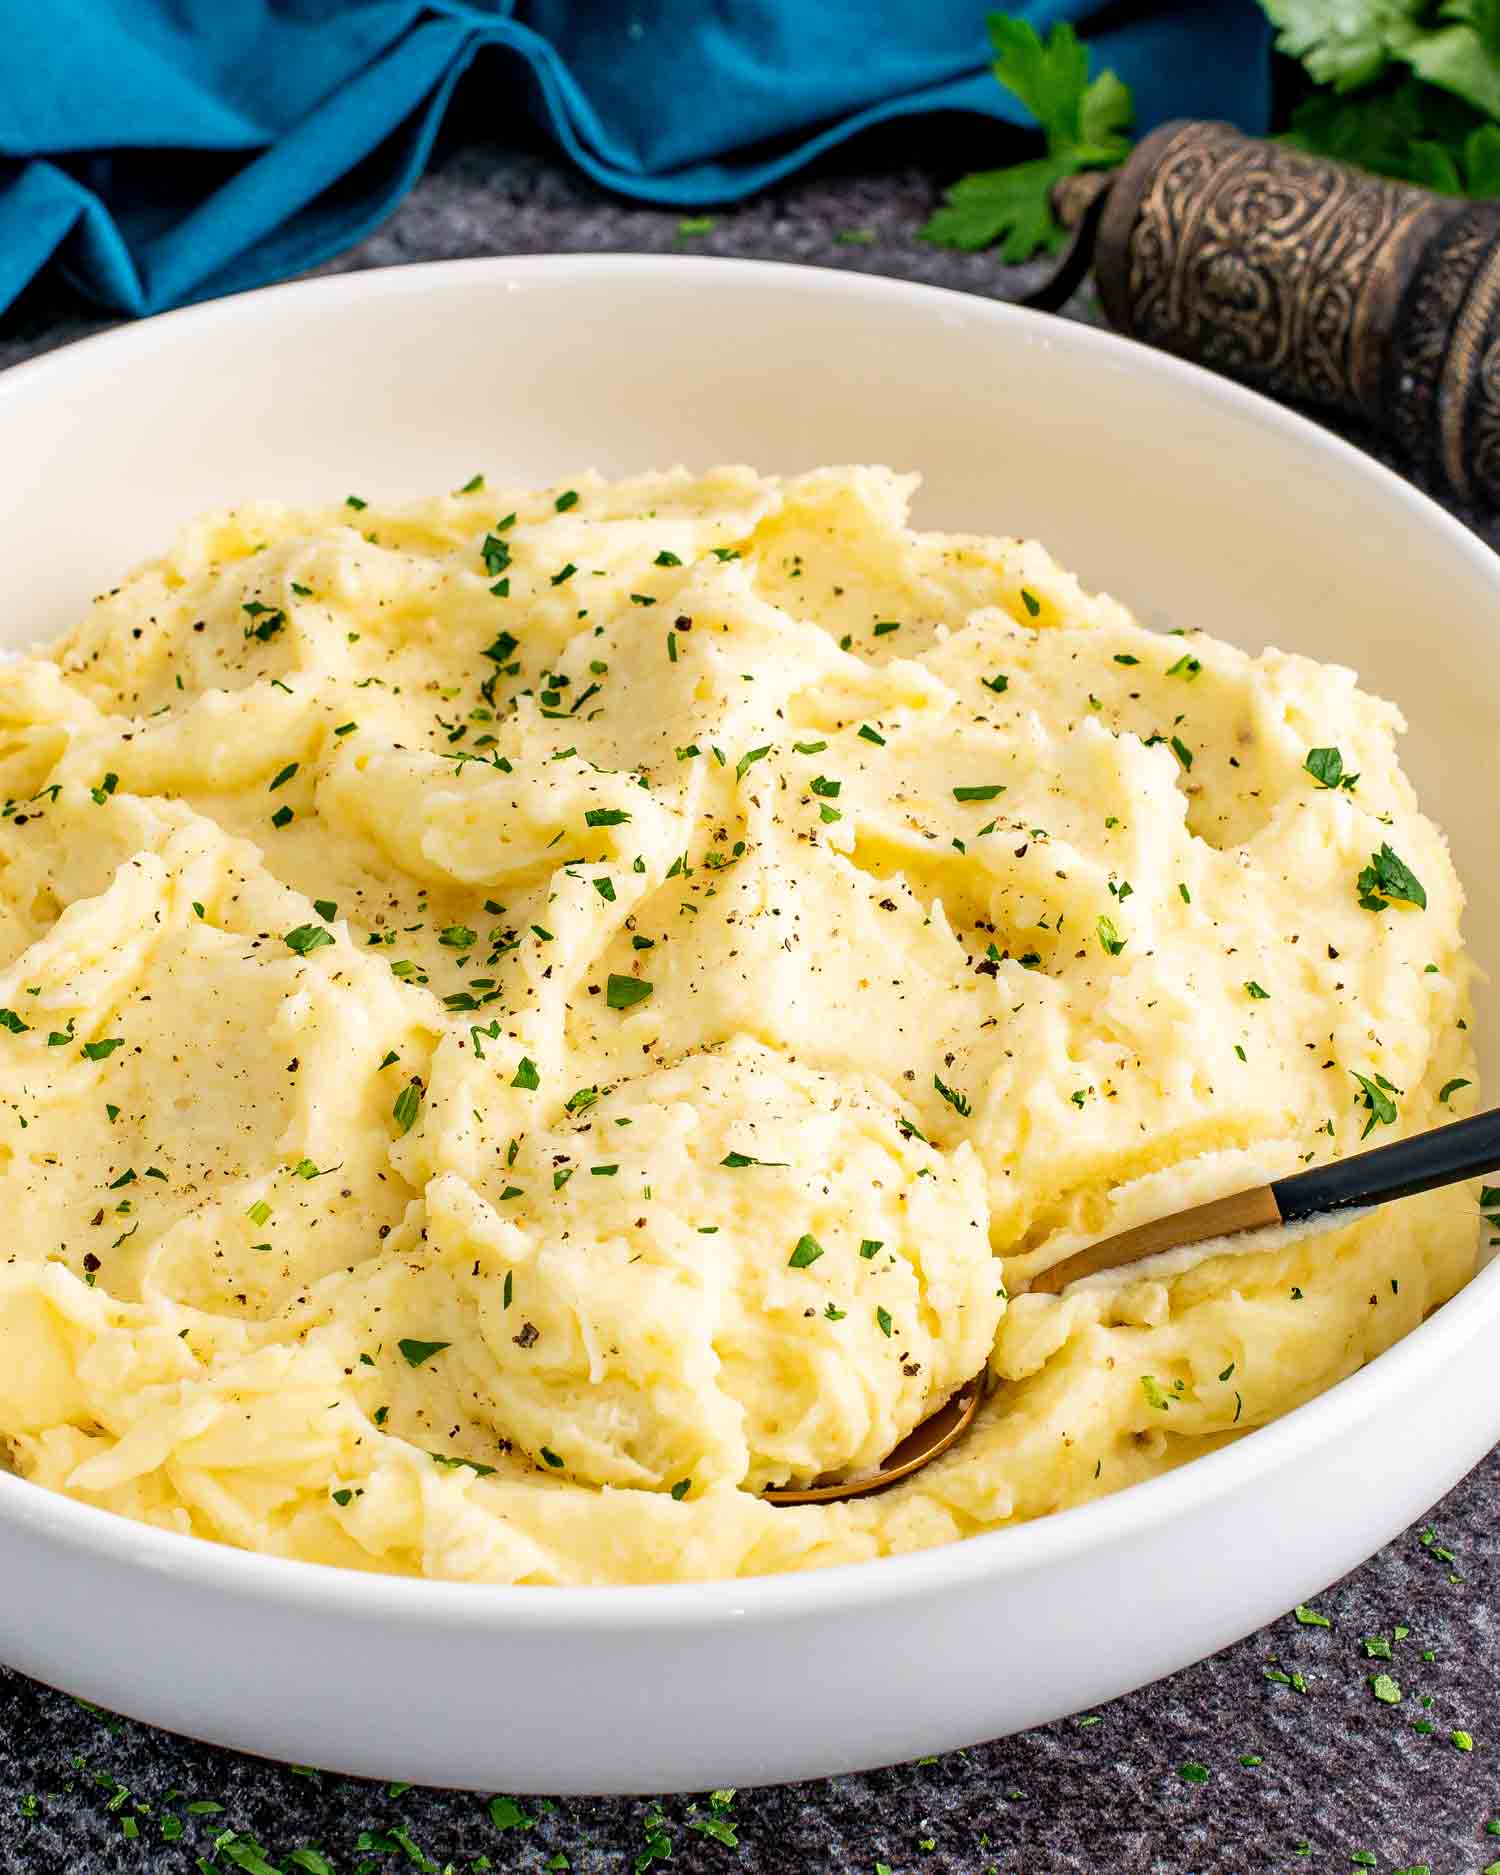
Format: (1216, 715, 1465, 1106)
(1039, 120, 1500, 508)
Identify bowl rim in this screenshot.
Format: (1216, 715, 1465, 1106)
(2, 250, 1496, 1631)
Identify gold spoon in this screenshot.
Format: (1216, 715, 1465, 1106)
(763, 1105, 1500, 1507)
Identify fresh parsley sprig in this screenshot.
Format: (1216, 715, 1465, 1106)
(922, 14, 1134, 262)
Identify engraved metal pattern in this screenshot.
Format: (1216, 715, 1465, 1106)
(1385, 203, 1497, 485)
(1118, 124, 1421, 420)
(1096, 120, 1500, 506)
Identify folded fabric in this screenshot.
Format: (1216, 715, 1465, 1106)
(0, 0, 1270, 320)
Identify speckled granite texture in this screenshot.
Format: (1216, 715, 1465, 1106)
(2, 110, 1497, 1875)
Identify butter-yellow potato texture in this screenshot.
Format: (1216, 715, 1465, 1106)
(0, 466, 1477, 1583)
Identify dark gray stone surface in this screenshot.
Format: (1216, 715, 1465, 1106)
(2, 117, 1497, 1875)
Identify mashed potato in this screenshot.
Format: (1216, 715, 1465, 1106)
(0, 465, 1477, 1584)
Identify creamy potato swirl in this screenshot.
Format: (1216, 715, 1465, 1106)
(0, 466, 1476, 1583)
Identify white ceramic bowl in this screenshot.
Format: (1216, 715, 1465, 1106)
(1, 257, 1496, 1794)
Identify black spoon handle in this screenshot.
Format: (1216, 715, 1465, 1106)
(1272, 1107, 1500, 1224)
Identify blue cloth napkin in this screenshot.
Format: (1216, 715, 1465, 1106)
(0, 1, 1270, 320)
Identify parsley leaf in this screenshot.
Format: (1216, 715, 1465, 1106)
(934, 1074, 973, 1116)
(392, 1081, 424, 1135)
(922, 16, 1134, 261)
(787, 1233, 824, 1269)
(398, 1337, 449, 1367)
(1352, 1069, 1400, 1138)
(1305, 744, 1359, 791)
(1357, 842, 1427, 911)
(284, 924, 334, 956)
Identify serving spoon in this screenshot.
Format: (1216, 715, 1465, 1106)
(763, 1105, 1500, 1507)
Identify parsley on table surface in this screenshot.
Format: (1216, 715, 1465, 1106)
(923, 15, 1133, 261)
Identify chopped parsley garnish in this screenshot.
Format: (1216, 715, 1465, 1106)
(270, 805, 293, 829)
(438, 924, 477, 948)
(585, 807, 631, 827)
(857, 724, 886, 745)
(953, 784, 1005, 802)
(1305, 745, 1358, 791)
(483, 630, 520, 665)
(1019, 588, 1041, 617)
(549, 562, 578, 587)
(539, 1447, 565, 1469)
(788, 1234, 824, 1268)
(1097, 914, 1126, 957)
(793, 739, 827, 755)
(876, 1306, 894, 1337)
(1165, 653, 1201, 679)
(554, 489, 579, 511)
(982, 673, 1009, 693)
(392, 1081, 424, 1135)
(268, 762, 298, 791)
(934, 1074, 972, 1116)
(1245, 980, 1269, 999)
(313, 899, 337, 921)
(284, 924, 334, 956)
(242, 603, 286, 642)
(511, 1057, 540, 1091)
(670, 1478, 692, 1500)
(655, 550, 682, 567)
(395, 1342, 448, 1372)
(873, 620, 901, 637)
(859, 1239, 883, 1259)
(1113, 653, 1140, 665)
(810, 775, 841, 799)
(1438, 1078, 1471, 1104)
(721, 1151, 789, 1168)
(0, 1009, 29, 1034)
(606, 973, 653, 1010)
(345, 494, 367, 510)
(1351, 1070, 1399, 1138)
(1170, 735, 1194, 770)
(735, 744, 772, 781)
(1357, 843, 1427, 911)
